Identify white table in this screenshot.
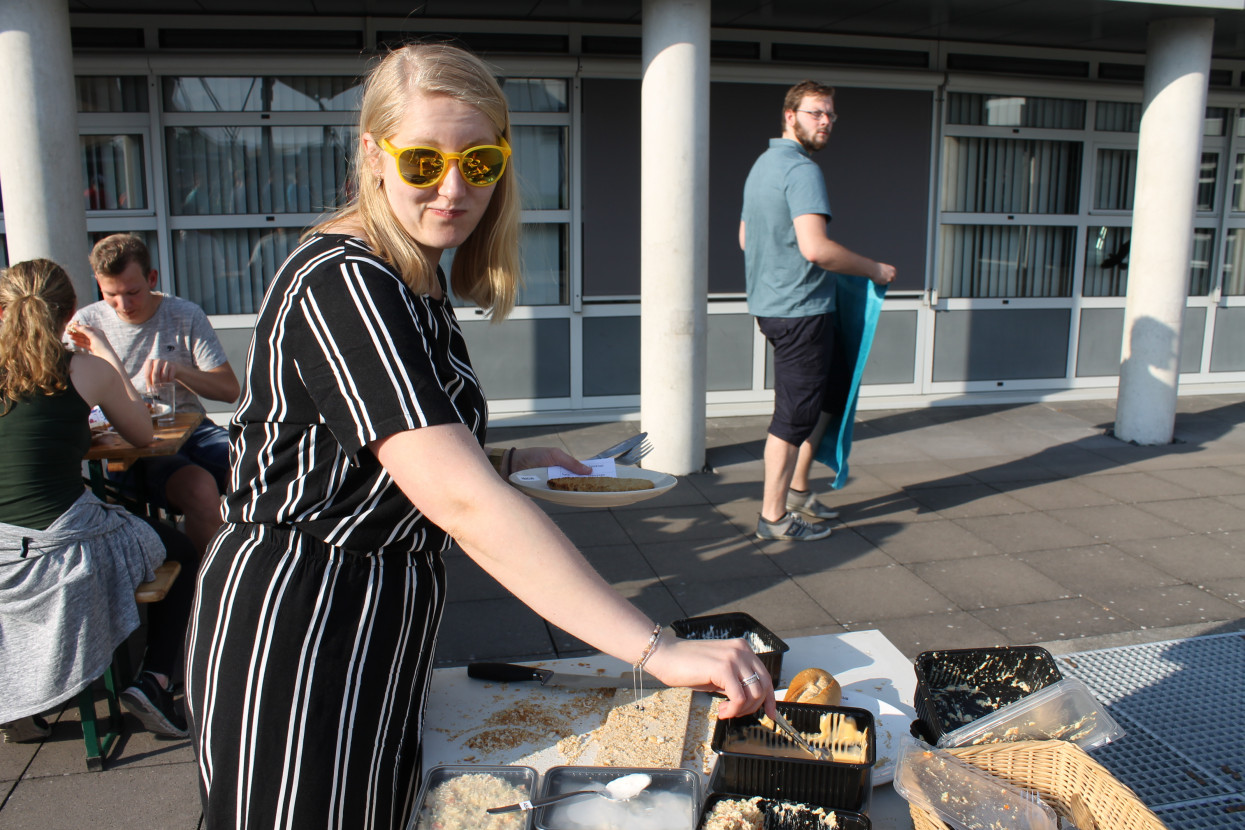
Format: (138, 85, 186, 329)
(422, 629, 919, 828)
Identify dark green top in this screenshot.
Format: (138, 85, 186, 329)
(0, 360, 91, 531)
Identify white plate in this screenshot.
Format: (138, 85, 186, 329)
(148, 403, 172, 420)
(774, 686, 905, 786)
(509, 466, 677, 507)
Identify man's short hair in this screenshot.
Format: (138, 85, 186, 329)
(90, 233, 151, 278)
(782, 80, 836, 130)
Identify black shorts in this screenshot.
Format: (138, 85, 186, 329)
(757, 313, 836, 447)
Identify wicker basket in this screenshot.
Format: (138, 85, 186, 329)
(907, 740, 1168, 830)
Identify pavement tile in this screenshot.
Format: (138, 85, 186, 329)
(1077, 471, 1200, 503)
(0, 757, 201, 830)
(442, 551, 509, 601)
(1018, 544, 1182, 594)
(953, 512, 1098, 554)
(1001, 479, 1117, 512)
(855, 519, 1001, 564)
(577, 543, 660, 583)
(1097, 584, 1245, 629)
(663, 576, 837, 632)
(794, 564, 958, 624)
(970, 598, 1139, 644)
(860, 460, 977, 490)
(965, 461, 1060, 485)
(617, 504, 744, 545)
(549, 578, 685, 654)
(1046, 503, 1190, 543)
(0, 738, 38, 782)
(1112, 534, 1245, 582)
(911, 555, 1073, 609)
(546, 509, 633, 547)
(1150, 467, 1245, 496)
(905, 484, 1031, 518)
(1031, 446, 1122, 478)
(763, 527, 895, 575)
(434, 597, 554, 665)
(639, 535, 785, 581)
(844, 613, 1008, 659)
(836, 493, 943, 526)
(1134, 497, 1245, 533)
(1205, 578, 1245, 607)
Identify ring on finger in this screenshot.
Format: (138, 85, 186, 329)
(741, 672, 761, 687)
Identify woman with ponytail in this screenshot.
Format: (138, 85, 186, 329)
(0, 259, 196, 743)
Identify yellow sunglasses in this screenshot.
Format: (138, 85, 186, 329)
(379, 137, 511, 188)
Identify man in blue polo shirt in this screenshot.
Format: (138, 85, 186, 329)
(740, 80, 896, 542)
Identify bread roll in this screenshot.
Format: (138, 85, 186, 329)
(547, 476, 655, 493)
(784, 667, 841, 706)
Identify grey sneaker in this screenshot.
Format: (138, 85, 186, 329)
(0, 715, 50, 743)
(756, 512, 832, 542)
(786, 489, 840, 520)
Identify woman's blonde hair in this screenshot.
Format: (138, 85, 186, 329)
(0, 259, 77, 412)
(312, 42, 521, 320)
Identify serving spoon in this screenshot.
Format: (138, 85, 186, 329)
(486, 772, 652, 814)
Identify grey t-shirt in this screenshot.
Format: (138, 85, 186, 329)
(741, 138, 836, 319)
(72, 295, 227, 416)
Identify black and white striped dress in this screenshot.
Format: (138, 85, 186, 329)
(185, 234, 486, 830)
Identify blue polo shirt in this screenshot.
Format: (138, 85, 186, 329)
(741, 138, 835, 318)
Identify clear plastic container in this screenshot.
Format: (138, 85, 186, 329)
(892, 735, 1058, 830)
(935, 677, 1125, 751)
(408, 764, 539, 830)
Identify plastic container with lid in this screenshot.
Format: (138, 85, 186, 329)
(912, 646, 1063, 742)
(408, 764, 539, 830)
(671, 612, 791, 687)
(534, 766, 699, 830)
(936, 676, 1125, 751)
(892, 735, 1058, 830)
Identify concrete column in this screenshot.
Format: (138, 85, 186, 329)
(640, 0, 710, 475)
(1115, 17, 1213, 445)
(0, 0, 92, 299)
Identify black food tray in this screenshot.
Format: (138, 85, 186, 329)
(912, 646, 1063, 742)
(671, 612, 790, 687)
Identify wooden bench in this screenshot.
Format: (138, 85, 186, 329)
(78, 560, 182, 770)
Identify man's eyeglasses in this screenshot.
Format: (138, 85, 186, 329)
(379, 137, 511, 188)
(796, 109, 838, 124)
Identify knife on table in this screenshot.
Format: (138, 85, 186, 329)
(467, 661, 669, 690)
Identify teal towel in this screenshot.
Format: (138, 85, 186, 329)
(814, 275, 887, 490)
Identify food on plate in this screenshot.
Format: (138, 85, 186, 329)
(784, 667, 841, 706)
(547, 476, 655, 493)
(414, 772, 528, 830)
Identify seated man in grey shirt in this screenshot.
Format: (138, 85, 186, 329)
(73, 233, 240, 554)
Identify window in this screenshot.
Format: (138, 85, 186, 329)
(81, 134, 147, 211)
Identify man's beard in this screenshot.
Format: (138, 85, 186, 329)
(794, 120, 828, 152)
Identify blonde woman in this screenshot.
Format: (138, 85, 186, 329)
(185, 43, 775, 830)
(0, 259, 196, 741)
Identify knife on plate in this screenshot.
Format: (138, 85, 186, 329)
(467, 661, 669, 690)
(587, 432, 647, 461)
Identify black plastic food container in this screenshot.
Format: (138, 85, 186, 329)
(697, 793, 872, 830)
(671, 612, 790, 687)
(912, 646, 1064, 742)
(709, 701, 874, 814)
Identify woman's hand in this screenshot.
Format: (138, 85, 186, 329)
(510, 446, 591, 475)
(67, 322, 118, 360)
(643, 636, 777, 720)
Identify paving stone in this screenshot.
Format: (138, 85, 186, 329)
(1151, 467, 1245, 496)
(1205, 578, 1245, 607)
(763, 527, 895, 575)
(434, 597, 553, 665)
(836, 492, 944, 526)
(1097, 584, 1245, 629)
(863, 460, 977, 490)
(1079, 471, 1199, 503)
(843, 612, 1008, 659)
(1112, 534, 1245, 582)
(639, 535, 785, 581)
(1046, 503, 1190, 543)
(663, 576, 836, 632)
(546, 509, 633, 546)
(954, 512, 1098, 554)
(856, 519, 1001, 564)
(617, 503, 743, 544)
(442, 551, 509, 601)
(1004, 478, 1119, 510)
(906, 484, 1031, 518)
(794, 564, 957, 624)
(912, 555, 1072, 609)
(576, 542, 659, 583)
(970, 598, 1139, 643)
(549, 579, 685, 654)
(1133, 497, 1245, 533)
(1018, 544, 1182, 594)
